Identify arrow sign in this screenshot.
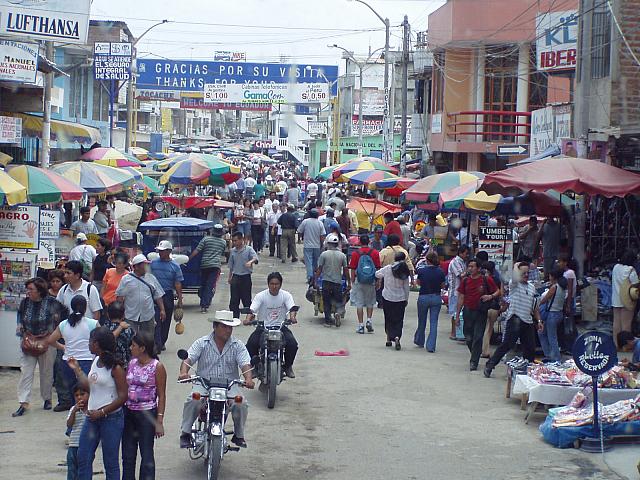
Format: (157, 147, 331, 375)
(497, 144, 529, 156)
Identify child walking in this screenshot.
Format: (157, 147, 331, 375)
(66, 385, 89, 480)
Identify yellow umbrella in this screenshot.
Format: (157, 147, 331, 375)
(0, 169, 28, 205)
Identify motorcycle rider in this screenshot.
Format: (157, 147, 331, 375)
(243, 272, 298, 379)
(178, 310, 255, 449)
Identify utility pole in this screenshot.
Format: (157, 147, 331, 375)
(400, 15, 409, 176)
(41, 41, 54, 168)
(357, 63, 364, 156)
(383, 17, 390, 165)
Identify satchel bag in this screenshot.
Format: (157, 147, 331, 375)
(21, 332, 49, 357)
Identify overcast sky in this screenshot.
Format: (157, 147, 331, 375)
(90, 0, 444, 67)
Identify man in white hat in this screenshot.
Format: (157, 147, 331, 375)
(151, 240, 184, 352)
(179, 310, 254, 449)
(68, 233, 96, 280)
(116, 254, 166, 338)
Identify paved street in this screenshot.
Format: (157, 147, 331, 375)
(0, 255, 626, 479)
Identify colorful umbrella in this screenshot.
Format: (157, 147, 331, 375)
(80, 147, 140, 168)
(0, 169, 27, 205)
(51, 162, 136, 194)
(347, 197, 402, 218)
(317, 163, 342, 180)
(159, 154, 240, 186)
(402, 171, 485, 203)
(337, 169, 401, 185)
(8, 165, 86, 204)
(129, 147, 150, 160)
(366, 175, 418, 191)
(134, 176, 164, 197)
(121, 167, 144, 182)
(332, 157, 398, 179)
(438, 180, 500, 211)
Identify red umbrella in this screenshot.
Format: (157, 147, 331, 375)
(347, 197, 401, 218)
(478, 156, 640, 198)
(160, 196, 234, 210)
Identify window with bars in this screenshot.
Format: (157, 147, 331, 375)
(591, 3, 611, 79)
(68, 63, 90, 120)
(92, 81, 109, 122)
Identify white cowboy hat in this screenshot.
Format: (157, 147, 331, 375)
(620, 277, 640, 310)
(208, 310, 241, 327)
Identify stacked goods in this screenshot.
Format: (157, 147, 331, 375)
(551, 395, 640, 428)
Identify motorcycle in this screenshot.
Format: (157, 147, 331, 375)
(242, 306, 298, 409)
(177, 349, 245, 480)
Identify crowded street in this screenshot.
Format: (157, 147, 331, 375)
(0, 254, 624, 479)
(1, 0, 640, 479)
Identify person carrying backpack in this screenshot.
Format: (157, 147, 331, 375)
(349, 235, 381, 334)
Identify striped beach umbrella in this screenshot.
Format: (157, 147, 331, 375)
(159, 154, 240, 186)
(8, 165, 86, 204)
(0, 169, 27, 205)
(317, 163, 342, 180)
(337, 169, 401, 185)
(51, 162, 136, 194)
(402, 171, 485, 203)
(331, 157, 398, 179)
(80, 147, 141, 167)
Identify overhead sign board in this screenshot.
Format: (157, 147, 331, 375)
(0, 205, 40, 249)
(536, 11, 578, 71)
(214, 51, 246, 62)
(136, 59, 338, 94)
(0, 0, 91, 44)
(94, 42, 132, 81)
(497, 144, 529, 156)
(136, 89, 182, 101)
(0, 115, 22, 143)
(0, 40, 38, 83)
(353, 89, 385, 116)
(39, 210, 60, 240)
(478, 226, 514, 272)
(180, 94, 271, 112)
(203, 82, 329, 105)
(351, 116, 383, 136)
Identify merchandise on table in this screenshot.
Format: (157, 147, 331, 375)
(527, 359, 639, 389)
(551, 394, 640, 428)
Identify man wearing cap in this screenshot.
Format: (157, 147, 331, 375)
(189, 225, 227, 313)
(151, 241, 184, 351)
(179, 310, 254, 449)
(297, 209, 326, 283)
(316, 234, 350, 327)
(69, 233, 97, 280)
(277, 204, 298, 264)
(116, 254, 166, 338)
(70, 206, 98, 236)
(228, 232, 259, 319)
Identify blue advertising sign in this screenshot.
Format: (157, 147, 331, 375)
(136, 60, 338, 94)
(572, 332, 617, 376)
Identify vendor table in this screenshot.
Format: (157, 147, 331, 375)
(512, 374, 640, 424)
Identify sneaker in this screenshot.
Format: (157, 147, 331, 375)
(483, 366, 493, 378)
(469, 362, 478, 371)
(53, 403, 71, 412)
(43, 400, 52, 410)
(323, 321, 333, 328)
(365, 321, 374, 333)
(356, 325, 365, 334)
(179, 433, 192, 449)
(284, 366, 295, 378)
(394, 337, 401, 351)
(12, 405, 26, 417)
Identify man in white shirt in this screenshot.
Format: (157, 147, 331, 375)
(243, 272, 298, 378)
(266, 201, 281, 258)
(116, 254, 166, 338)
(306, 181, 318, 203)
(57, 260, 102, 320)
(68, 233, 97, 280)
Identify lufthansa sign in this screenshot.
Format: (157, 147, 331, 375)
(0, 0, 91, 44)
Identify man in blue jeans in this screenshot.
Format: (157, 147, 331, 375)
(484, 262, 541, 378)
(189, 224, 227, 313)
(151, 240, 184, 351)
(297, 208, 326, 284)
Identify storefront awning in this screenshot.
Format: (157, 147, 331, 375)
(9, 113, 101, 146)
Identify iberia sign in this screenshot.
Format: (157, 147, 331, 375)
(203, 83, 329, 105)
(0, 0, 91, 43)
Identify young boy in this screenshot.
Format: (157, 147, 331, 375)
(66, 385, 88, 480)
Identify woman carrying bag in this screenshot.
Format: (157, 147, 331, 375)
(537, 268, 567, 362)
(13, 277, 67, 417)
(375, 251, 412, 350)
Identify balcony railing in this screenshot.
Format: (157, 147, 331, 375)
(446, 110, 531, 143)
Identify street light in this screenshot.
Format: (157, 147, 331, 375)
(347, 0, 390, 164)
(329, 44, 384, 157)
(125, 19, 170, 152)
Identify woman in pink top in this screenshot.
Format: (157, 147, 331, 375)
(122, 332, 167, 480)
